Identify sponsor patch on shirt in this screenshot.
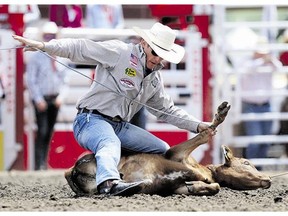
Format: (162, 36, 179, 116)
(130, 53, 138, 67)
(120, 78, 135, 88)
(125, 68, 136, 77)
(151, 77, 159, 88)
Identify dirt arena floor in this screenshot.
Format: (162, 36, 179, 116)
(0, 170, 287, 212)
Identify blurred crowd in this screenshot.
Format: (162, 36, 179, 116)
(25, 4, 125, 29)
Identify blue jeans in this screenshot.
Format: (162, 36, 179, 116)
(73, 112, 170, 186)
(242, 102, 272, 159)
(130, 107, 147, 129)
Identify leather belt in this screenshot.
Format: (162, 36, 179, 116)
(43, 94, 58, 100)
(77, 108, 122, 122)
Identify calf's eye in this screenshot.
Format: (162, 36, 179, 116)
(244, 161, 250, 165)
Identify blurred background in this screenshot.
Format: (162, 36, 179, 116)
(1, 4, 288, 172)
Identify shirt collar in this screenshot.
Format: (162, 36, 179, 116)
(136, 44, 164, 72)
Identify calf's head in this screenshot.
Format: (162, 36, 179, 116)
(65, 153, 97, 196)
(211, 145, 272, 190)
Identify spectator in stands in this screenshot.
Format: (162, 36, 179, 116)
(25, 22, 68, 170)
(240, 36, 282, 160)
(13, 22, 215, 195)
(49, 5, 83, 28)
(278, 97, 288, 158)
(85, 4, 124, 29)
(277, 29, 288, 158)
(24, 5, 41, 27)
(279, 29, 288, 66)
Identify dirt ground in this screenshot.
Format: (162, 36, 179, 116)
(0, 170, 287, 212)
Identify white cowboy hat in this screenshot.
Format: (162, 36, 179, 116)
(133, 22, 185, 64)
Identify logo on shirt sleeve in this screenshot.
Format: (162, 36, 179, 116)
(120, 78, 135, 88)
(151, 77, 159, 88)
(125, 68, 137, 77)
(129, 53, 138, 67)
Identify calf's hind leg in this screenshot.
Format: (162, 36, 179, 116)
(210, 101, 230, 130)
(165, 101, 230, 162)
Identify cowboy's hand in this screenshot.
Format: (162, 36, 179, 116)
(207, 127, 217, 137)
(54, 97, 62, 109)
(36, 100, 47, 112)
(197, 122, 210, 133)
(12, 35, 44, 52)
(197, 122, 217, 136)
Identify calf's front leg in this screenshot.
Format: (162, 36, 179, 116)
(174, 181, 220, 196)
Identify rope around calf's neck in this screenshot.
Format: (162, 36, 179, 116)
(270, 171, 288, 178)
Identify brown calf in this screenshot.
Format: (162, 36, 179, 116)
(64, 102, 272, 196)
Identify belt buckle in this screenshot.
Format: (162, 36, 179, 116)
(112, 116, 121, 122)
(77, 108, 83, 114)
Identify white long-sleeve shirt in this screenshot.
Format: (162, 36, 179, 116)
(43, 38, 201, 133)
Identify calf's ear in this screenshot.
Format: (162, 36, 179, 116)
(222, 145, 234, 165)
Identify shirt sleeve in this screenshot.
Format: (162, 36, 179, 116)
(146, 77, 201, 133)
(44, 38, 121, 68)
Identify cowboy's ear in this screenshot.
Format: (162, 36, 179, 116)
(141, 40, 148, 47)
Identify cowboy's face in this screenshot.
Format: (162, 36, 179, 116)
(141, 40, 163, 70)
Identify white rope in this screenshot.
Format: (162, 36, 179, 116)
(270, 172, 288, 178)
(0, 45, 26, 50)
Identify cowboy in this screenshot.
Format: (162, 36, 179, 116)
(13, 22, 214, 196)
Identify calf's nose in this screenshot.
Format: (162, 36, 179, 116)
(261, 178, 272, 189)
